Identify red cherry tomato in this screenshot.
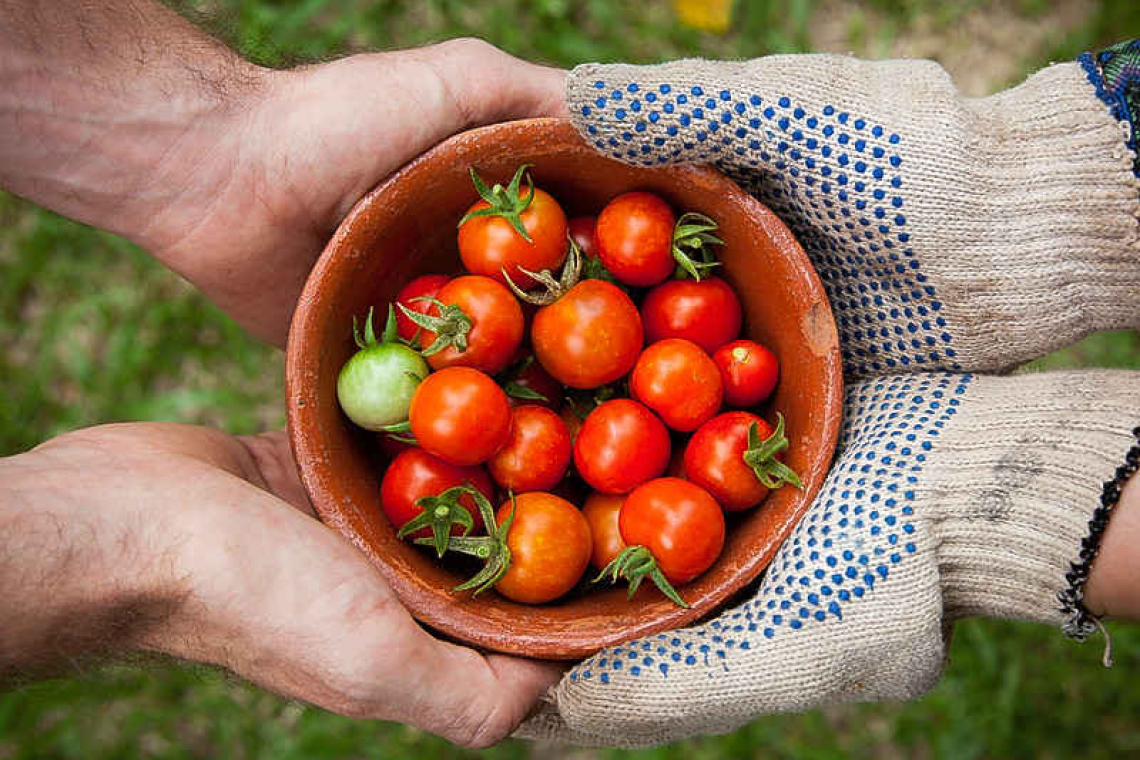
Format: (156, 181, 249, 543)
(494, 492, 592, 604)
(595, 191, 676, 287)
(567, 215, 598, 259)
(380, 448, 492, 537)
(631, 338, 724, 431)
(620, 477, 725, 584)
(409, 367, 512, 466)
(458, 185, 568, 288)
(684, 411, 790, 511)
(487, 405, 572, 493)
(418, 275, 524, 375)
(531, 279, 643, 389)
(713, 339, 779, 407)
(393, 274, 449, 342)
(641, 277, 743, 353)
(574, 399, 670, 494)
(582, 492, 627, 571)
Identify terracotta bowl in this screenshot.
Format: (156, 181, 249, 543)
(286, 118, 842, 660)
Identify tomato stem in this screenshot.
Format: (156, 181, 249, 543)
(398, 297, 473, 357)
(416, 490, 517, 596)
(502, 234, 582, 306)
(672, 212, 723, 281)
(397, 484, 480, 557)
(595, 545, 690, 608)
(742, 412, 803, 490)
(458, 164, 536, 242)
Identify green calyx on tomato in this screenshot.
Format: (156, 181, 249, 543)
(397, 484, 478, 558)
(356, 302, 399, 348)
(416, 490, 516, 596)
(502, 234, 583, 307)
(457, 164, 537, 242)
(336, 305, 429, 432)
(397, 297, 473, 358)
(672, 212, 723, 281)
(743, 412, 803, 490)
(595, 544, 689, 608)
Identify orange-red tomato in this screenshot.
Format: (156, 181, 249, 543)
(458, 187, 568, 288)
(713, 339, 779, 407)
(574, 399, 670, 494)
(631, 338, 724, 431)
(487, 405, 572, 492)
(641, 277, 742, 353)
(582, 492, 627, 571)
(418, 275, 524, 375)
(684, 411, 783, 511)
(409, 367, 512, 466)
(494, 492, 592, 604)
(531, 279, 643, 389)
(620, 477, 725, 584)
(595, 191, 676, 287)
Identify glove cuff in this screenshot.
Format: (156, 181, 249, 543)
(918, 371, 1140, 626)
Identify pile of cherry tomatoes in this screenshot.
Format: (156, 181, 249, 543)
(336, 165, 800, 607)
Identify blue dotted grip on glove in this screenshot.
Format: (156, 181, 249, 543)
(570, 372, 972, 685)
(579, 77, 960, 377)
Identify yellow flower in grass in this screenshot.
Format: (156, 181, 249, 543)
(672, 0, 734, 33)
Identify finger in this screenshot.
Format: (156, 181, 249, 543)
(394, 631, 565, 748)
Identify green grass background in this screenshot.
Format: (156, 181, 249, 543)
(3, 1, 1140, 758)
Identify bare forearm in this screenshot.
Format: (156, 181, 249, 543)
(0, 436, 184, 683)
(0, 0, 263, 249)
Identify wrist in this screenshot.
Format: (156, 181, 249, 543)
(918, 371, 1140, 625)
(0, 432, 188, 681)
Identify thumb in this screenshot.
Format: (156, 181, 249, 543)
(414, 37, 569, 127)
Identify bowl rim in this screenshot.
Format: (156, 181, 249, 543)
(285, 116, 843, 659)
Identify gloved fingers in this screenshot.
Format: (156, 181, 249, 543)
(566, 57, 945, 173)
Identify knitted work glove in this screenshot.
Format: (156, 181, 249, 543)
(516, 47, 1140, 747)
(520, 370, 1140, 747)
(564, 50, 1140, 377)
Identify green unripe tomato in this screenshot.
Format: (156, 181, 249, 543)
(337, 342, 428, 430)
(336, 305, 429, 431)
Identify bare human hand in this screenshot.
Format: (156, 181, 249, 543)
(0, 423, 563, 747)
(0, 1, 567, 345)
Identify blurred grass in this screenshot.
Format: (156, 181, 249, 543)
(3, 1, 1140, 758)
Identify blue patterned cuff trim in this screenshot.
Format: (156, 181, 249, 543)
(1080, 40, 1140, 178)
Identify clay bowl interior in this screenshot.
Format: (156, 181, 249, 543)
(286, 117, 842, 660)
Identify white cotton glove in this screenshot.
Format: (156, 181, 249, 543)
(517, 51, 1140, 748)
(564, 53, 1140, 377)
(521, 370, 1140, 747)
